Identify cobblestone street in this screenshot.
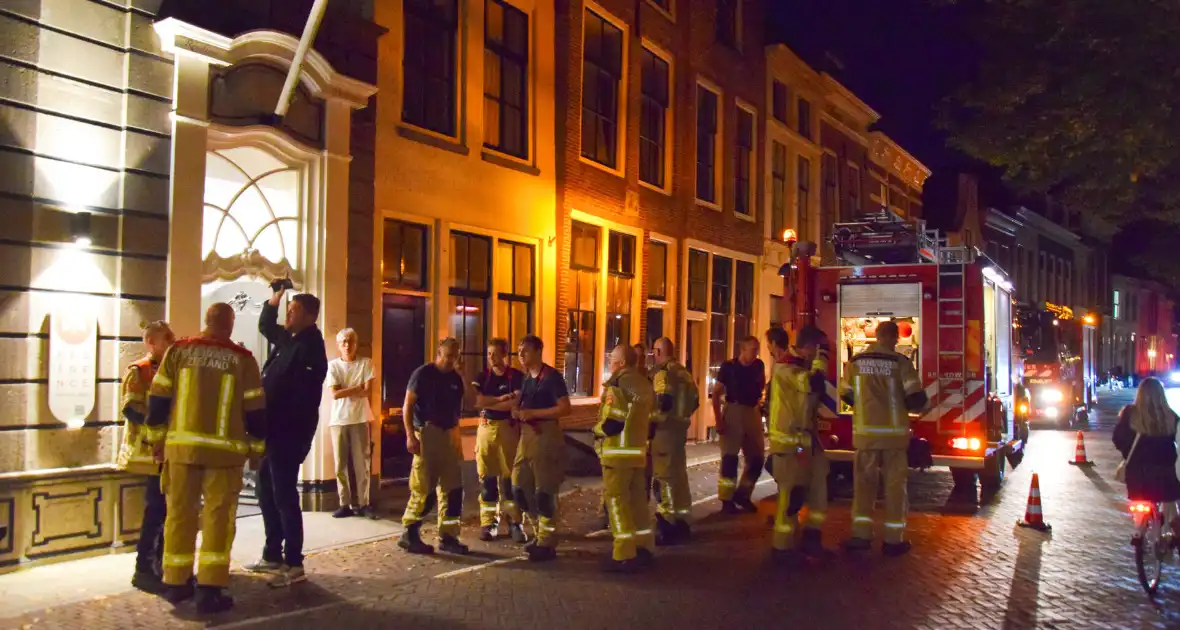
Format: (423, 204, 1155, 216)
(5, 388, 1179, 629)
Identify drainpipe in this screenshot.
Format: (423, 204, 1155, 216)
(274, 0, 330, 119)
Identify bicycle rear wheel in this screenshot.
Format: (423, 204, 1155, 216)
(1135, 508, 1165, 597)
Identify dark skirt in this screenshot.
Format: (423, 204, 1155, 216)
(1126, 462, 1180, 503)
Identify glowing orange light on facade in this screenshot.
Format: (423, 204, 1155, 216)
(783, 228, 797, 243)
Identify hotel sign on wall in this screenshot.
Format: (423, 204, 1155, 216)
(48, 310, 98, 426)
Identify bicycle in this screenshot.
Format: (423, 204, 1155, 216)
(1130, 500, 1175, 597)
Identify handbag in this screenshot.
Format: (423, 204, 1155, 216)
(1115, 433, 1142, 483)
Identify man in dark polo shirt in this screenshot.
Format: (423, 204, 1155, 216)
(474, 338, 526, 543)
(711, 336, 767, 514)
(398, 337, 474, 555)
(511, 335, 571, 562)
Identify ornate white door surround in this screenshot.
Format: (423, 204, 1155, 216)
(155, 19, 377, 508)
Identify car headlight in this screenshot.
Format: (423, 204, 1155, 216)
(1039, 389, 1064, 404)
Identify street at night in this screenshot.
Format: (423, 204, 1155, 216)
(2, 386, 1176, 629)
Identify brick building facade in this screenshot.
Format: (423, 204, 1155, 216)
(554, 0, 766, 438)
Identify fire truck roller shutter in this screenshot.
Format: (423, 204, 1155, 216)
(838, 283, 922, 319)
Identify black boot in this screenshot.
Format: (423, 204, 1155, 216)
(509, 523, 528, 544)
(162, 579, 195, 604)
(721, 500, 742, 515)
(635, 548, 655, 568)
(882, 541, 912, 557)
(131, 568, 164, 595)
(675, 520, 692, 543)
(654, 514, 678, 547)
(195, 585, 234, 614)
(799, 528, 833, 559)
(439, 535, 471, 555)
(601, 556, 639, 573)
(526, 543, 557, 562)
(479, 525, 497, 542)
(398, 523, 435, 555)
(733, 493, 758, 513)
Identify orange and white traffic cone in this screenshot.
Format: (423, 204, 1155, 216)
(1017, 473, 1052, 531)
(1068, 430, 1094, 466)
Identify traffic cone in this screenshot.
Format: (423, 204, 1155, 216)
(1017, 473, 1052, 532)
(1068, 431, 1094, 466)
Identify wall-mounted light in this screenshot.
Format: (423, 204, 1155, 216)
(923, 290, 934, 300)
(821, 292, 835, 303)
(69, 212, 92, 248)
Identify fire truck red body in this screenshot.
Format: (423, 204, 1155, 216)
(781, 212, 1028, 490)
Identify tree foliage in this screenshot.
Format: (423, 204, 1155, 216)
(941, 0, 1180, 224)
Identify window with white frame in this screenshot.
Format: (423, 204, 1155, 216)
(639, 47, 670, 188)
(581, 9, 623, 169)
(847, 162, 861, 218)
(688, 248, 709, 312)
(603, 231, 636, 383)
(495, 240, 534, 360)
(735, 107, 754, 217)
(484, 0, 529, 158)
(449, 231, 492, 394)
(696, 84, 720, 204)
(734, 260, 754, 342)
(709, 255, 732, 387)
(770, 142, 787, 241)
(772, 81, 788, 124)
(403, 0, 459, 136)
(798, 156, 812, 241)
(716, 0, 738, 49)
(1113, 289, 1121, 320)
(566, 221, 599, 395)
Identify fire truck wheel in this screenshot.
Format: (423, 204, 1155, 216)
(950, 468, 977, 490)
(979, 455, 1005, 494)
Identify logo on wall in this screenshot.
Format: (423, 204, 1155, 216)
(48, 309, 98, 426)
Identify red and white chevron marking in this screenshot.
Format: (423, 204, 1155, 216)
(918, 380, 985, 424)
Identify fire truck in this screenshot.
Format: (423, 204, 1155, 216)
(780, 211, 1028, 491)
(1016, 303, 1098, 428)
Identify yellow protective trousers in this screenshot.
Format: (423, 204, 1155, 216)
(602, 465, 654, 561)
(771, 450, 829, 550)
(161, 462, 243, 587)
(718, 404, 765, 501)
(651, 423, 691, 523)
(851, 448, 908, 544)
(476, 419, 522, 527)
(512, 420, 565, 548)
(402, 424, 464, 538)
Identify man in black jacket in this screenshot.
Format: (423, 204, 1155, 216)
(245, 282, 328, 587)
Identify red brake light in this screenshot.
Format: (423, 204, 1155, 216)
(1130, 502, 1153, 514)
(950, 437, 983, 451)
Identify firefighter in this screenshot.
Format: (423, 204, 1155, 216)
(596, 344, 655, 572)
(512, 335, 571, 562)
(765, 326, 832, 562)
(838, 320, 927, 556)
(712, 336, 767, 513)
(143, 304, 266, 613)
(399, 337, 473, 555)
(473, 338, 526, 543)
(649, 337, 698, 545)
(118, 321, 175, 594)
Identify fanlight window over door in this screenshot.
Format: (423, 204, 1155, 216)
(202, 146, 302, 283)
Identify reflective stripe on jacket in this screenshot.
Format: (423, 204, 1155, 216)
(837, 343, 922, 450)
(595, 367, 654, 467)
(145, 336, 267, 467)
(117, 357, 159, 476)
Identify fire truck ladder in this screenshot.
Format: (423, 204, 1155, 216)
(936, 245, 971, 427)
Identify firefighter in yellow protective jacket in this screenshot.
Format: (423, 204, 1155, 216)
(144, 304, 266, 613)
(649, 337, 698, 545)
(118, 321, 174, 594)
(838, 320, 927, 556)
(765, 326, 832, 561)
(596, 344, 655, 572)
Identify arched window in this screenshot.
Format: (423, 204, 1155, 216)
(202, 145, 301, 271)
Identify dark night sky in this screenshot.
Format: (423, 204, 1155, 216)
(767, 0, 988, 215)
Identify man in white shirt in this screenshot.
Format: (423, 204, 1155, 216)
(327, 328, 376, 518)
